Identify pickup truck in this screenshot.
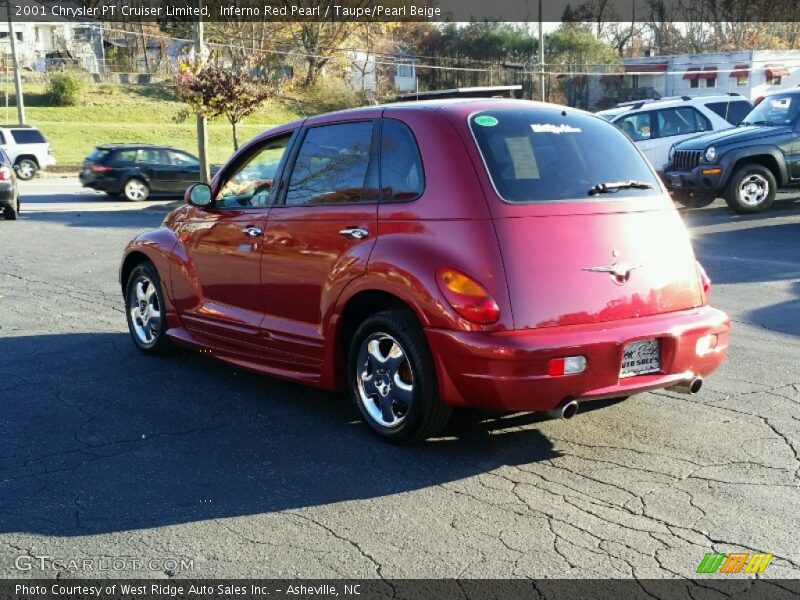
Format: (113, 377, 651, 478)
(663, 89, 800, 213)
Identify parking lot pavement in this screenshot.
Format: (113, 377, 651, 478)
(1, 182, 799, 581)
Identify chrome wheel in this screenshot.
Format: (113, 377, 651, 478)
(738, 174, 769, 206)
(124, 179, 148, 201)
(355, 333, 414, 428)
(128, 275, 162, 345)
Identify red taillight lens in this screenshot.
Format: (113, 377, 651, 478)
(91, 163, 112, 173)
(436, 267, 500, 325)
(0, 166, 11, 181)
(697, 261, 711, 303)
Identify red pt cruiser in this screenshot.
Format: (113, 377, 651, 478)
(120, 100, 729, 443)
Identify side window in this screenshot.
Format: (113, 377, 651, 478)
(380, 119, 424, 201)
(168, 151, 198, 167)
(705, 101, 751, 126)
(615, 112, 652, 142)
(217, 134, 292, 209)
(656, 107, 709, 138)
(10, 129, 46, 144)
(0, 132, 5, 145)
(136, 149, 168, 165)
(110, 150, 137, 166)
(285, 121, 374, 206)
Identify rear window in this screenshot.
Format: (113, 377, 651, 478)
(704, 100, 752, 125)
(470, 110, 659, 203)
(10, 129, 46, 144)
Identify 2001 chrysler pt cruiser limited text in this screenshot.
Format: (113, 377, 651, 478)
(119, 99, 730, 443)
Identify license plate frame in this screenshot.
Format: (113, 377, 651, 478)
(620, 338, 661, 378)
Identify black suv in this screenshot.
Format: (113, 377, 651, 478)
(79, 144, 201, 201)
(664, 89, 800, 213)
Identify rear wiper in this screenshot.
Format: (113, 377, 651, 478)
(588, 180, 654, 196)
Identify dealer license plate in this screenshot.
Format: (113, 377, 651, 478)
(620, 338, 661, 378)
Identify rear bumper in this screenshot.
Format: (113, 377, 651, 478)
(79, 173, 119, 193)
(425, 305, 730, 412)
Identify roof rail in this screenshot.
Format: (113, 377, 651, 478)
(681, 96, 691, 101)
(631, 102, 645, 110)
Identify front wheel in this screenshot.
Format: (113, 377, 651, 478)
(347, 310, 451, 443)
(123, 178, 150, 202)
(673, 191, 715, 209)
(724, 164, 776, 213)
(125, 262, 173, 355)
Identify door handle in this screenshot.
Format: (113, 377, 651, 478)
(339, 227, 369, 240)
(243, 226, 263, 238)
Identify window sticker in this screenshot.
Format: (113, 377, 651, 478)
(474, 115, 499, 127)
(531, 123, 582, 134)
(504, 137, 539, 179)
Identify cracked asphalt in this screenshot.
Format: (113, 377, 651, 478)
(1, 179, 799, 581)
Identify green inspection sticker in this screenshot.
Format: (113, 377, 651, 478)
(474, 115, 499, 127)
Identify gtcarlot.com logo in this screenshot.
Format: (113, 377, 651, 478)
(696, 552, 773, 574)
(15, 555, 194, 573)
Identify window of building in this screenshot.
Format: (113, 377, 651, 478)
(705, 77, 716, 88)
(690, 78, 699, 89)
(767, 75, 782, 86)
(397, 61, 414, 79)
(737, 76, 748, 86)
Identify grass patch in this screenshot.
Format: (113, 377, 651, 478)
(0, 82, 339, 167)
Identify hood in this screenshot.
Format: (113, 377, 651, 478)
(676, 125, 792, 150)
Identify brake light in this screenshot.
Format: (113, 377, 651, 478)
(91, 163, 112, 173)
(436, 267, 500, 325)
(697, 261, 711, 304)
(0, 166, 12, 181)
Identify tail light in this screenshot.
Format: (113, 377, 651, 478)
(436, 267, 500, 325)
(91, 163, 112, 174)
(0, 166, 12, 181)
(697, 261, 711, 304)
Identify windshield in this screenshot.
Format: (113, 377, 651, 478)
(742, 94, 800, 126)
(469, 109, 659, 203)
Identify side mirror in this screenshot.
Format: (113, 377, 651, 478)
(186, 183, 212, 208)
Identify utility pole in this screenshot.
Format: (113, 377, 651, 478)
(538, 0, 545, 102)
(6, 2, 25, 124)
(194, 1, 209, 183)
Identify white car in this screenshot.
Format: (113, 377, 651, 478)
(597, 95, 752, 173)
(0, 125, 56, 180)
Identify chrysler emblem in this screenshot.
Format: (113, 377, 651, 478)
(583, 252, 644, 285)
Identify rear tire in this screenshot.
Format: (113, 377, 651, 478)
(14, 159, 38, 181)
(125, 262, 174, 355)
(724, 164, 776, 213)
(123, 178, 149, 202)
(673, 191, 715, 209)
(347, 310, 451, 443)
(3, 196, 19, 220)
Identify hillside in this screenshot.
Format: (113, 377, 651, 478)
(2, 82, 359, 168)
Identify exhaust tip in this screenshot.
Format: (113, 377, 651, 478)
(667, 376, 704, 395)
(548, 399, 579, 420)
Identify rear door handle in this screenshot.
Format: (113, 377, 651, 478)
(339, 227, 369, 240)
(243, 226, 263, 238)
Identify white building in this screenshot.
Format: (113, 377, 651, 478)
(621, 49, 800, 103)
(0, 21, 103, 73)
